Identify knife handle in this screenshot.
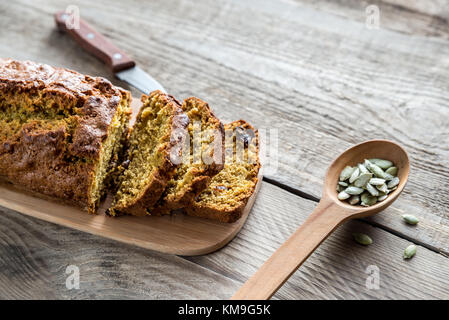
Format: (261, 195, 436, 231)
(55, 10, 135, 72)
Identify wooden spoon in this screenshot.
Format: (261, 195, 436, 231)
(231, 139, 410, 300)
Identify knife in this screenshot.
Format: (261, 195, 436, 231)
(54, 10, 165, 94)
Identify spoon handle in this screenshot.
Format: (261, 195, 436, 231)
(231, 199, 346, 300)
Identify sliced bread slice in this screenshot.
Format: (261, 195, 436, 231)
(185, 120, 261, 223)
(108, 90, 189, 216)
(149, 97, 225, 214)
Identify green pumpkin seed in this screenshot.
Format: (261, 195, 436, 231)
(338, 159, 399, 206)
(403, 244, 417, 259)
(345, 186, 364, 195)
(369, 158, 393, 169)
(402, 214, 419, 225)
(358, 163, 369, 174)
(354, 173, 372, 187)
(376, 183, 388, 194)
(369, 163, 388, 179)
(349, 195, 360, 205)
(349, 168, 360, 183)
(366, 183, 379, 196)
(385, 166, 398, 176)
(387, 177, 400, 188)
(338, 191, 350, 200)
(340, 166, 355, 181)
(361, 192, 377, 205)
(353, 233, 373, 245)
(369, 178, 385, 186)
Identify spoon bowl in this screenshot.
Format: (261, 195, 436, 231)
(325, 139, 410, 219)
(232, 140, 409, 300)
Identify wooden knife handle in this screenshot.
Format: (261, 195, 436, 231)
(54, 10, 135, 72)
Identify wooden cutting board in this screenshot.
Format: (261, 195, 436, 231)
(0, 97, 261, 256)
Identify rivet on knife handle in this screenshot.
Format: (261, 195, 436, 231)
(54, 10, 135, 72)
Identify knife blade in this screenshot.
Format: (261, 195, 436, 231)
(54, 10, 165, 93)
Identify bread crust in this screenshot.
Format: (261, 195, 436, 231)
(0, 59, 131, 213)
(110, 91, 189, 216)
(185, 120, 261, 223)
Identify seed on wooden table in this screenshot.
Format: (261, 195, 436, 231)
(353, 233, 373, 245)
(402, 214, 419, 225)
(403, 244, 417, 259)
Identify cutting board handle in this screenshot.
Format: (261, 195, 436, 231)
(54, 10, 135, 72)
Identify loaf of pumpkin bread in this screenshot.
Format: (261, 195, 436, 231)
(185, 120, 260, 223)
(0, 59, 131, 213)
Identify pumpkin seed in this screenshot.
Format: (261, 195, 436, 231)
(340, 166, 355, 181)
(358, 163, 369, 174)
(338, 191, 350, 200)
(366, 183, 379, 197)
(402, 214, 419, 225)
(349, 168, 360, 183)
(353, 233, 373, 245)
(369, 158, 393, 169)
(385, 166, 398, 176)
(337, 158, 399, 206)
(403, 244, 417, 259)
(369, 163, 388, 179)
(376, 183, 388, 194)
(348, 195, 360, 205)
(345, 186, 364, 195)
(369, 178, 385, 186)
(354, 173, 372, 187)
(361, 192, 377, 205)
(387, 176, 400, 188)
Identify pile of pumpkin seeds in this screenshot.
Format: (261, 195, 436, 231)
(337, 158, 399, 206)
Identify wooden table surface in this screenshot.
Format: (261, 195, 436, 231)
(1, 0, 448, 299)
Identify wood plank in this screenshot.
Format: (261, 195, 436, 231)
(32, 0, 448, 254)
(188, 182, 449, 299)
(293, 0, 449, 38)
(0, 0, 448, 299)
(0, 206, 239, 299)
(1, 180, 447, 299)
